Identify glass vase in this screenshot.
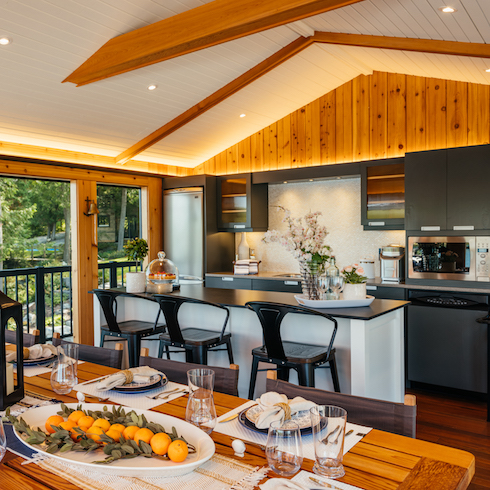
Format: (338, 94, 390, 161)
(300, 260, 324, 300)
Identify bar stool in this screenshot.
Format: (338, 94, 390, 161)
(154, 294, 233, 365)
(245, 301, 340, 399)
(93, 289, 166, 368)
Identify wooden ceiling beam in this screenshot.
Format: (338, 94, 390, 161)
(115, 36, 313, 164)
(312, 31, 490, 58)
(63, 0, 362, 86)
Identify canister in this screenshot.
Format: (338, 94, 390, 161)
(360, 258, 375, 279)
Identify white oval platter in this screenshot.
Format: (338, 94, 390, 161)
(295, 294, 375, 308)
(14, 403, 215, 477)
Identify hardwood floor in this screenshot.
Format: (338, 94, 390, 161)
(408, 388, 490, 489)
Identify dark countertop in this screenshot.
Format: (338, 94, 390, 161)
(108, 284, 409, 321)
(206, 271, 490, 295)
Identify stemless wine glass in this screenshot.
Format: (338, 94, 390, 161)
(329, 275, 344, 300)
(186, 369, 217, 434)
(50, 357, 76, 395)
(0, 417, 7, 462)
(266, 420, 303, 477)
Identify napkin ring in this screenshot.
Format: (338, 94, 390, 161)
(274, 402, 291, 421)
(122, 370, 134, 385)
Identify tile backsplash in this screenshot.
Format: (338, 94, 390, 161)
(237, 177, 405, 277)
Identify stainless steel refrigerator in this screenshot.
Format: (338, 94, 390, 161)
(163, 187, 204, 282)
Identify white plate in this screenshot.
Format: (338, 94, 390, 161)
(295, 294, 375, 308)
(14, 403, 215, 477)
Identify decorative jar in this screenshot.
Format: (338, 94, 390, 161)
(146, 251, 179, 293)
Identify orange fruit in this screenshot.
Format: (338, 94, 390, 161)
(70, 426, 85, 442)
(167, 440, 188, 463)
(68, 410, 85, 424)
(122, 425, 140, 441)
(86, 426, 106, 444)
(105, 428, 122, 443)
(45, 415, 64, 434)
(109, 423, 126, 434)
(150, 432, 172, 456)
(59, 420, 77, 432)
(78, 415, 95, 431)
(92, 418, 111, 432)
(134, 428, 154, 446)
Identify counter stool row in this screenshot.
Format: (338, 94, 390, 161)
(94, 289, 341, 396)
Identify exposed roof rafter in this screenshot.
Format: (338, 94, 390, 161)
(63, 0, 362, 86)
(116, 36, 313, 164)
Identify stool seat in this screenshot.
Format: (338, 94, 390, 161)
(160, 328, 231, 346)
(102, 320, 161, 336)
(252, 343, 336, 365)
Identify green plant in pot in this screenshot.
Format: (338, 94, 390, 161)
(124, 238, 148, 293)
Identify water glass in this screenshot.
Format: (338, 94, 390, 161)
(310, 405, 347, 479)
(50, 358, 77, 395)
(61, 343, 79, 381)
(0, 417, 6, 462)
(186, 369, 217, 434)
(266, 420, 303, 477)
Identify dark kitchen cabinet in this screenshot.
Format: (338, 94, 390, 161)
(205, 276, 252, 290)
(252, 278, 302, 293)
(447, 145, 490, 230)
(217, 173, 268, 232)
(361, 159, 405, 230)
(405, 149, 447, 231)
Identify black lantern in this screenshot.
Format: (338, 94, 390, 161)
(0, 291, 24, 410)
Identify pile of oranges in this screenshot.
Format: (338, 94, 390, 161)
(44, 411, 189, 463)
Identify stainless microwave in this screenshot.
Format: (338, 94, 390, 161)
(408, 236, 490, 282)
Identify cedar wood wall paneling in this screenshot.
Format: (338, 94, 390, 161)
(195, 71, 490, 175)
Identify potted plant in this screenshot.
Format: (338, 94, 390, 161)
(123, 238, 148, 293)
(341, 264, 367, 301)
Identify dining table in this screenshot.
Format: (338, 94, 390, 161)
(0, 360, 475, 490)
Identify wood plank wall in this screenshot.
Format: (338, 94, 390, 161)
(193, 71, 490, 175)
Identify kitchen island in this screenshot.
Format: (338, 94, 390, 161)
(93, 285, 409, 402)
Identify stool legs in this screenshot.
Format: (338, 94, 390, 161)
(329, 354, 341, 393)
(248, 356, 260, 399)
(297, 364, 316, 387)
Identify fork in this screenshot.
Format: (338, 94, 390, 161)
(147, 387, 181, 400)
(158, 389, 188, 400)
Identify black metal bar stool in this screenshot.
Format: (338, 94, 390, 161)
(154, 294, 233, 365)
(245, 301, 341, 399)
(93, 289, 166, 368)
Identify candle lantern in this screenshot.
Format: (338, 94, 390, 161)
(0, 291, 24, 410)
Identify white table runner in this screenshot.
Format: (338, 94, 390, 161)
(215, 402, 372, 461)
(74, 380, 188, 410)
(16, 360, 85, 377)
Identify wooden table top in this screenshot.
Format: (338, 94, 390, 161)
(0, 362, 475, 490)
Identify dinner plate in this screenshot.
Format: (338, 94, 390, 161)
(238, 405, 312, 434)
(14, 403, 215, 477)
(112, 373, 168, 393)
(295, 294, 375, 308)
(22, 354, 56, 366)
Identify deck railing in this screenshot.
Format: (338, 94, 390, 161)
(0, 261, 140, 342)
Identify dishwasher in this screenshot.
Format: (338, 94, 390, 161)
(407, 290, 489, 394)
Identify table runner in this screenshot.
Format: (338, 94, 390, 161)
(215, 402, 372, 461)
(36, 453, 269, 490)
(16, 360, 85, 377)
(74, 380, 188, 410)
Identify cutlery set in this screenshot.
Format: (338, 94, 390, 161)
(146, 388, 188, 400)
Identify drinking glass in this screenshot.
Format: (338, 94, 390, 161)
(0, 417, 6, 462)
(61, 343, 79, 382)
(50, 357, 76, 395)
(265, 420, 303, 477)
(186, 369, 217, 435)
(329, 275, 344, 300)
(310, 405, 347, 479)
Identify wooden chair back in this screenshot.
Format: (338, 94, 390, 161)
(5, 328, 40, 347)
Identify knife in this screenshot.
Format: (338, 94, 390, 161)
(219, 412, 239, 423)
(79, 375, 111, 386)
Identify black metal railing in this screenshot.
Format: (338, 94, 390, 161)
(0, 261, 141, 342)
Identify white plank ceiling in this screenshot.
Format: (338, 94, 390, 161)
(1, 0, 490, 168)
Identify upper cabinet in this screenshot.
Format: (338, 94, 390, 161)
(217, 173, 268, 232)
(405, 145, 490, 232)
(361, 159, 405, 230)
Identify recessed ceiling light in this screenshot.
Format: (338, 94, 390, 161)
(309, 179, 314, 182)
(486, 68, 490, 73)
(0, 37, 11, 46)
(147, 84, 157, 91)
(439, 6, 456, 13)
(283, 181, 288, 184)
(239, 113, 246, 118)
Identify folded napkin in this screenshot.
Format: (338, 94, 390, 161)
(6, 343, 57, 363)
(95, 366, 163, 391)
(260, 479, 308, 490)
(254, 392, 316, 429)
